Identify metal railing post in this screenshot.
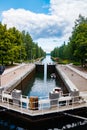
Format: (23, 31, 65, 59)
(41, 102, 43, 115)
(27, 96, 29, 109)
(2, 91, 4, 103)
(72, 96, 74, 110)
(7, 97, 9, 109)
(20, 95, 22, 113)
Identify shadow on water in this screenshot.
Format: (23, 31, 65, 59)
(0, 110, 87, 130)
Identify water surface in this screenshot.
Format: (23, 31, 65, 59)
(23, 55, 61, 98)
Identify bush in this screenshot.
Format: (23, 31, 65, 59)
(58, 59, 70, 64)
(73, 62, 81, 66)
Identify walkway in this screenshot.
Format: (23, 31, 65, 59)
(1, 63, 35, 91)
(66, 64, 87, 80)
(57, 64, 87, 92)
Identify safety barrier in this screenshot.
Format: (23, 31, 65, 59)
(0, 91, 87, 116)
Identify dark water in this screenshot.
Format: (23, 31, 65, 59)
(0, 55, 87, 130)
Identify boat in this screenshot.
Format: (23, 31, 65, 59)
(50, 73, 56, 79)
(53, 87, 62, 93)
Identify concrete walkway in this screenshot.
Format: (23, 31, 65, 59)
(57, 64, 87, 92)
(1, 63, 35, 90)
(66, 64, 87, 80)
(3, 63, 26, 75)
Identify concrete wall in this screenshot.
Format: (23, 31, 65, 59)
(35, 64, 44, 73)
(47, 64, 56, 74)
(4, 65, 36, 94)
(55, 65, 79, 97)
(55, 69, 69, 94)
(15, 64, 44, 93)
(15, 68, 36, 93)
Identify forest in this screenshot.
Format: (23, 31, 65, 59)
(51, 15, 87, 67)
(0, 23, 46, 65)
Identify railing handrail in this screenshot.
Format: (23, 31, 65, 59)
(0, 91, 87, 116)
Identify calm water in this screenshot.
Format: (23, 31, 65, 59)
(23, 55, 61, 98)
(0, 55, 87, 130)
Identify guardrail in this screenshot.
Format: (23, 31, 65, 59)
(0, 91, 86, 116)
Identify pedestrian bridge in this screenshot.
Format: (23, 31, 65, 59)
(0, 90, 87, 117)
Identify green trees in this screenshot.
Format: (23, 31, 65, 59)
(0, 23, 45, 65)
(21, 31, 46, 61)
(51, 43, 68, 59)
(22, 31, 33, 60)
(69, 15, 87, 66)
(0, 25, 26, 65)
(7, 27, 26, 64)
(0, 23, 12, 65)
(51, 15, 87, 66)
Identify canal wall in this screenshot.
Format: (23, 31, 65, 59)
(35, 63, 56, 74)
(2, 63, 79, 96)
(3, 64, 36, 93)
(47, 64, 56, 74)
(15, 67, 36, 92)
(3, 63, 56, 93)
(55, 69, 69, 94)
(55, 65, 79, 96)
(35, 63, 44, 73)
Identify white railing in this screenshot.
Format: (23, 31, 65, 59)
(0, 91, 87, 116)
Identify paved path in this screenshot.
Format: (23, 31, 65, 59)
(66, 64, 87, 80)
(57, 64, 87, 92)
(1, 63, 35, 89)
(3, 63, 26, 75)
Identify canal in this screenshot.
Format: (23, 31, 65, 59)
(0, 55, 87, 130)
(23, 54, 63, 98)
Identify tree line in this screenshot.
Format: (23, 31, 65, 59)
(0, 23, 46, 65)
(51, 15, 87, 67)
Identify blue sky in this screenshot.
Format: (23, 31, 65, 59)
(0, 0, 87, 52)
(0, 0, 50, 14)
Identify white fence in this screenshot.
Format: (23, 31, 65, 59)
(0, 91, 87, 116)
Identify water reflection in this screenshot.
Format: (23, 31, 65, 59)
(43, 55, 54, 97)
(42, 54, 53, 64)
(43, 54, 53, 82)
(23, 54, 59, 98)
(44, 63, 47, 83)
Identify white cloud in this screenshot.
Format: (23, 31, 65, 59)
(2, 9, 63, 39)
(1, 0, 87, 52)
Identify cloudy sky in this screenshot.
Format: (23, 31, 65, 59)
(0, 0, 87, 52)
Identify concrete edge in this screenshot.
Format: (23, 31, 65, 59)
(56, 65, 79, 96)
(2, 65, 36, 91)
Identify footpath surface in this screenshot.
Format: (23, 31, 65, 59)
(1, 63, 35, 90)
(57, 64, 87, 92)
